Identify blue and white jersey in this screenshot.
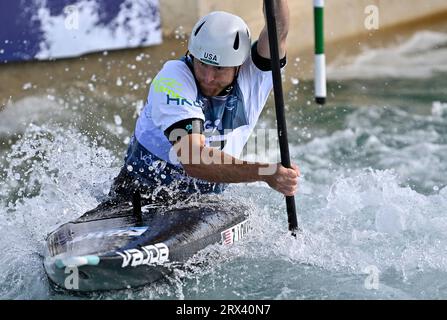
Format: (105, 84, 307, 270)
(122, 42, 279, 194)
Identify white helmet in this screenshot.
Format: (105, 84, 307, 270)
(188, 11, 251, 67)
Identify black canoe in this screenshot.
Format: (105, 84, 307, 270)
(43, 194, 250, 292)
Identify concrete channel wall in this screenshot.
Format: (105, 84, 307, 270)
(159, 0, 447, 55)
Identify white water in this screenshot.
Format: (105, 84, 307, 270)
(1, 30, 447, 299)
(0, 122, 119, 299)
(2, 101, 447, 299)
(328, 31, 447, 79)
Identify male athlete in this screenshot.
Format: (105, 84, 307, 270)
(111, 1, 299, 203)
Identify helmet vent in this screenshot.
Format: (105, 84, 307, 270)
(233, 32, 240, 50)
(194, 21, 206, 36)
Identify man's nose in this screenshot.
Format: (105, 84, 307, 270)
(203, 67, 215, 83)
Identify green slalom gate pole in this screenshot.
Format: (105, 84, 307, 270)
(314, 0, 327, 105)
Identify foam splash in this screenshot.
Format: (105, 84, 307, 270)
(0, 123, 120, 299)
(1, 90, 447, 298)
(0, 95, 131, 156)
(328, 31, 447, 79)
(290, 104, 447, 194)
(193, 169, 446, 298)
(432, 101, 447, 118)
(115, 169, 447, 299)
(274, 170, 447, 279)
(137, 101, 447, 299)
(0, 96, 74, 136)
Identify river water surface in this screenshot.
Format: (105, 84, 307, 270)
(1, 24, 447, 299)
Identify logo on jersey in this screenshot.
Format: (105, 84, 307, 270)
(221, 219, 250, 245)
(152, 77, 202, 108)
(166, 94, 203, 108)
(225, 95, 238, 111)
(153, 77, 183, 98)
(204, 119, 221, 132)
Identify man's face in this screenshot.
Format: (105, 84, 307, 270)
(193, 59, 237, 97)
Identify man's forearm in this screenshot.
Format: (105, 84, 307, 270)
(258, 0, 290, 59)
(181, 146, 273, 184)
(266, 0, 290, 41)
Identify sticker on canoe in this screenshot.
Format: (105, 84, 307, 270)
(70, 226, 148, 244)
(221, 219, 250, 245)
(116, 243, 169, 268)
